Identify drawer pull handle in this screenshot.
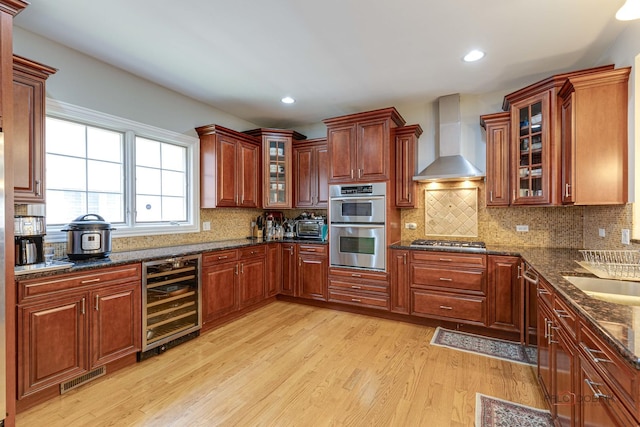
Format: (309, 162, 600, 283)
(523, 270, 539, 285)
(553, 309, 571, 319)
(439, 277, 453, 282)
(305, 249, 317, 252)
(439, 258, 453, 262)
(95, 295, 99, 311)
(351, 274, 362, 278)
(81, 278, 101, 284)
(584, 379, 610, 400)
(218, 255, 228, 260)
(351, 285, 362, 289)
(537, 286, 550, 296)
(351, 298, 361, 303)
(583, 345, 613, 364)
(439, 305, 453, 310)
(81, 297, 86, 315)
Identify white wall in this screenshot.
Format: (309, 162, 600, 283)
(13, 27, 260, 137)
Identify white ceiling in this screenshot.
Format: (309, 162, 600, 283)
(13, 0, 632, 129)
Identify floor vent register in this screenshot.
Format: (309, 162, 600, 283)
(60, 365, 106, 394)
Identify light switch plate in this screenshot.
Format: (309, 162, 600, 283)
(405, 222, 417, 230)
(203, 221, 211, 231)
(598, 228, 606, 238)
(622, 229, 630, 245)
(516, 225, 529, 232)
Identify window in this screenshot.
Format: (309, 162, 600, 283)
(45, 99, 199, 241)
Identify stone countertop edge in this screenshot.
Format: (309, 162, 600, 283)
(392, 241, 640, 369)
(16, 238, 328, 280)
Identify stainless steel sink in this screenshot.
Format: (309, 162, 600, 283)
(563, 276, 640, 306)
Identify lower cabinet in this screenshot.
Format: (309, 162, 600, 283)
(328, 268, 389, 310)
(238, 246, 266, 308)
(17, 264, 141, 400)
(487, 255, 521, 335)
(389, 249, 410, 314)
(265, 243, 281, 297)
(281, 243, 297, 296)
(298, 244, 328, 301)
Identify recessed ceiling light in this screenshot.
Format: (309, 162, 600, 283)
(281, 96, 295, 104)
(463, 49, 485, 62)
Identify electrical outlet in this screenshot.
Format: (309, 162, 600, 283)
(622, 229, 630, 245)
(203, 221, 211, 231)
(516, 225, 529, 232)
(405, 222, 417, 230)
(598, 228, 606, 238)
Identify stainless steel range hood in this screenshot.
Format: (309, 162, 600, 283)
(413, 94, 484, 182)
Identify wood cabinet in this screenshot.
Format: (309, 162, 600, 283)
(487, 255, 521, 335)
(323, 107, 406, 183)
(17, 264, 141, 399)
(265, 243, 281, 297)
(559, 67, 630, 205)
(483, 64, 621, 206)
(196, 124, 261, 208)
(394, 125, 422, 208)
(390, 249, 410, 314)
(244, 128, 306, 209)
(297, 244, 328, 301)
(202, 246, 267, 324)
(13, 55, 56, 203)
(480, 112, 510, 207)
(293, 138, 328, 208)
(409, 251, 487, 325)
(280, 243, 297, 296)
(328, 267, 389, 311)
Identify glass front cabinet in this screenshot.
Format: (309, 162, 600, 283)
(244, 128, 307, 209)
(511, 92, 551, 205)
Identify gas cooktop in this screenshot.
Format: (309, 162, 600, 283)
(410, 239, 487, 252)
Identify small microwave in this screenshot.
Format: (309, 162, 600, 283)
(295, 219, 325, 240)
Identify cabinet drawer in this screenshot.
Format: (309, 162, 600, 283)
(411, 251, 486, 268)
(329, 277, 388, 293)
(411, 290, 485, 324)
(553, 296, 578, 339)
(202, 249, 238, 266)
(329, 267, 388, 282)
(328, 289, 389, 310)
(579, 324, 638, 417)
(298, 244, 328, 255)
(411, 266, 485, 294)
(18, 264, 141, 302)
(239, 245, 266, 259)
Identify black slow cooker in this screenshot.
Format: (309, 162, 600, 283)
(62, 214, 115, 260)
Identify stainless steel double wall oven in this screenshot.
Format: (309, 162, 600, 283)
(329, 183, 386, 271)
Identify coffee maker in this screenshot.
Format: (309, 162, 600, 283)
(14, 215, 45, 266)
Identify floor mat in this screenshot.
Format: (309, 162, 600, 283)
(476, 393, 552, 427)
(430, 327, 537, 365)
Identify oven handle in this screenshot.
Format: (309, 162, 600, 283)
(329, 196, 385, 202)
(330, 223, 385, 228)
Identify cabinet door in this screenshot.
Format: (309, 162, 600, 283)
(395, 132, 415, 207)
(239, 257, 266, 307)
(390, 249, 410, 314)
(561, 94, 575, 204)
(328, 124, 356, 182)
(202, 261, 238, 323)
(265, 243, 281, 297)
(263, 136, 291, 208)
(298, 254, 327, 300)
(13, 73, 45, 203)
(553, 326, 577, 427)
(315, 145, 329, 207)
(294, 144, 314, 208)
(357, 119, 389, 181)
(216, 135, 239, 207)
(487, 255, 521, 334)
(537, 300, 553, 407)
(237, 140, 260, 208)
(511, 91, 552, 205)
(90, 282, 141, 368)
(482, 113, 511, 206)
(18, 294, 88, 398)
(281, 244, 297, 296)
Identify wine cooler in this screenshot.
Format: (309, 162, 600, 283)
(142, 254, 202, 351)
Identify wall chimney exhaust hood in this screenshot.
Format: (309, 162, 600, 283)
(413, 94, 484, 182)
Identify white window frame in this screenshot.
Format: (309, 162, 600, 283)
(45, 99, 200, 242)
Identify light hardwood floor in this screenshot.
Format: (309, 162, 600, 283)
(17, 301, 546, 426)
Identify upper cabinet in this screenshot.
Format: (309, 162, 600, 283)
(13, 55, 57, 203)
(559, 67, 630, 205)
(196, 124, 261, 209)
(293, 138, 328, 209)
(244, 128, 306, 209)
(483, 64, 628, 207)
(394, 124, 422, 208)
(323, 107, 405, 183)
(480, 112, 510, 207)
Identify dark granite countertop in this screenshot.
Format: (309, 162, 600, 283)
(391, 241, 640, 369)
(16, 238, 328, 280)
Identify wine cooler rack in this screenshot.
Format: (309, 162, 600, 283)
(142, 254, 202, 351)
